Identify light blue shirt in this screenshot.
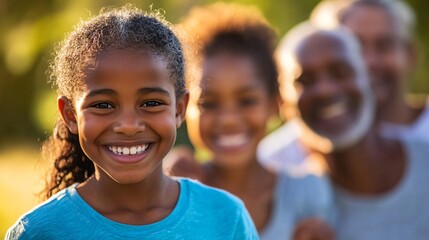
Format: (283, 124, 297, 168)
(380, 105, 429, 141)
(260, 173, 333, 240)
(6, 178, 258, 239)
(333, 136, 429, 240)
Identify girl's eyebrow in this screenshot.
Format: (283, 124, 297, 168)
(138, 87, 171, 97)
(86, 89, 116, 98)
(201, 84, 261, 97)
(86, 87, 171, 98)
(237, 85, 261, 94)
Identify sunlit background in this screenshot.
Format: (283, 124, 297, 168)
(1, 0, 428, 236)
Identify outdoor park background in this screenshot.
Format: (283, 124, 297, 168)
(1, 0, 428, 236)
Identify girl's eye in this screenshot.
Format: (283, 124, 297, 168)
(198, 100, 218, 111)
(142, 101, 162, 107)
(239, 97, 257, 107)
(91, 102, 114, 109)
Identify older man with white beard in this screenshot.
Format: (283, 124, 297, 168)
(258, 0, 429, 176)
(310, 0, 429, 140)
(283, 23, 429, 240)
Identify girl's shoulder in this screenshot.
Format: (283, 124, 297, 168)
(178, 177, 244, 206)
(17, 185, 75, 220)
(175, 178, 258, 238)
(6, 185, 79, 239)
(176, 177, 252, 219)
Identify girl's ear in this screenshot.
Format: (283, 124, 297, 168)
(175, 91, 190, 128)
(58, 96, 78, 134)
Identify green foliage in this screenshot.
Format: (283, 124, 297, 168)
(0, 0, 427, 145)
(34, 89, 58, 135)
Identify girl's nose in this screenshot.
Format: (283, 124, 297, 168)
(217, 104, 241, 128)
(113, 110, 145, 136)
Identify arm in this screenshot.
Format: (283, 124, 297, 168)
(163, 145, 203, 180)
(293, 218, 335, 240)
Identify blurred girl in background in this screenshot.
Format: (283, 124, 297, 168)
(165, 3, 334, 239)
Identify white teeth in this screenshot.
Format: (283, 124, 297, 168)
(108, 144, 149, 155)
(130, 146, 137, 154)
(319, 102, 347, 119)
(123, 148, 130, 155)
(217, 134, 248, 147)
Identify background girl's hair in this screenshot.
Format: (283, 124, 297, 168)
(42, 5, 185, 200)
(177, 2, 279, 97)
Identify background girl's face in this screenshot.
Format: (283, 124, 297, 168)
(62, 48, 187, 184)
(187, 52, 275, 168)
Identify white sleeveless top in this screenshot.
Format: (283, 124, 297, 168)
(260, 172, 333, 240)
(332, 136, 429, 240)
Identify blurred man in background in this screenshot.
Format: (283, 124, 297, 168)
(258, 0, 429, 174)
(283, 22, 429, 240)
(311, 0, 428, 139)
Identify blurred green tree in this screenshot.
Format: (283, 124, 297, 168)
(0, 0, 426, 147)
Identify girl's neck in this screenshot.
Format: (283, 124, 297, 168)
(203, 157, 276, 198)
(77, 167, 179, 225)
(327, 129, 406, 195)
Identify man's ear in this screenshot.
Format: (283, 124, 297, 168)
(175, 91, 190, 128)
(58, 96, 78, 134)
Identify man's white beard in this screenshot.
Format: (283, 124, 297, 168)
(299, 84, 375, 153)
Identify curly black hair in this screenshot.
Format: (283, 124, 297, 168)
(177, 2, 279, 98)
(42, 5, 185, 200)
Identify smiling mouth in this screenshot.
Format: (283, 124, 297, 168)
(216, 133, 248, 148)
(319, 101, 347, 120)
(107, 144, 149, 155)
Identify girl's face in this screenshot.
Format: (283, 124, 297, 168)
(59, 48, 188, 184)
(188, 52, 275, 168)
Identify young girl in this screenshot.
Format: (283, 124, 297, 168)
(6, 6, 258, 239)
(165, 3, 334, 239)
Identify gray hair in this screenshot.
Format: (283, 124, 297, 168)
(310, 0, 416, 40)
(276, 21, 368, 103)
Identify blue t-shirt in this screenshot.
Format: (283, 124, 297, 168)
(6, 178, 258, 239)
